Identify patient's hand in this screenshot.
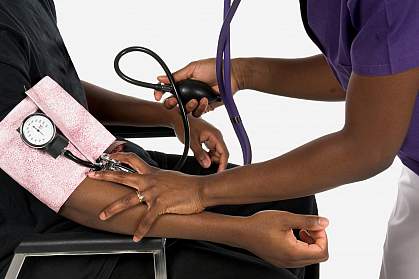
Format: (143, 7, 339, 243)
(88, 152, 207, 241)
(172, 116, 229, 172)
(243, 211, 329, 268)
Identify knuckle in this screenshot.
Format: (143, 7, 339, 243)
(148, 176, 158, 186)
(143, 191, 152, 201)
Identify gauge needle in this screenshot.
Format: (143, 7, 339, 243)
(32, 125, 45, 136)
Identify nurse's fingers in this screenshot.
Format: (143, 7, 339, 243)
(163, 96, 179, 110)
(164, 97, 202, 114)
(186, 99, 199, 113)
(108, 152, 156, 174)
(158, 62, 196, 84)
(192, 98, 209, 118)
(98, 192, 140, 220)
(154, 90, 165, 102)
(133, 205, 161, 242)
(203, 136, 229, 172)
(155, 62, 195, 102)
(87, 171, 144, 190)
(98, 186, 156, 221)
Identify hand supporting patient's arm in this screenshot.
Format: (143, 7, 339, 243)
(60, 177, 239, 243)
(59, 177, 329, 268)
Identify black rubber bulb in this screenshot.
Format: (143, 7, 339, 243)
(176, 79, 221, 106)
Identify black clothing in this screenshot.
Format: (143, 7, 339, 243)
(0, 0, 115, 277)
(0, 1, 319, 278)
(17, 149, 319, 279)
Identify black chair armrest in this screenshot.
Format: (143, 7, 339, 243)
(105, 125, 175, 139)
(15, 232, 165, 254)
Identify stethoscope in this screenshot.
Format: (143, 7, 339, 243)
(113, 0, 250, 171)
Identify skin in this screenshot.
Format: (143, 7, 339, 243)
(83, 81, 228, 171)
(155, 55, 345, 115)
(60, 81, 329, 268)
(89, 55, 419, 244)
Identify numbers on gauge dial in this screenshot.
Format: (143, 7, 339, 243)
(22, 114, 55, 147)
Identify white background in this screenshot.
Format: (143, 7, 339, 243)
(55, 1, 401, 278)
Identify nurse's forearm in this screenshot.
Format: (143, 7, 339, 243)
(202, 70, 419, 205)
(236, 55, 345, 101)
(202, 130, 391, 205)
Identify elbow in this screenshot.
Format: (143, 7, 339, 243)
(366, 151, 395, 177)
(353, 144, 397, 180)
(342, 130, 398, 181)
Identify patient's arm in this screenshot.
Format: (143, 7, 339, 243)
(82, 81, 177, 127)
(59, 177, 329, 268)
(60, 177, 240, 244)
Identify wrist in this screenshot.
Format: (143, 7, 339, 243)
(165, 107, 182, 129)
(229, 216, 250, 249)
(232, 58, 248, 91)
(198, 175, 220, 208)
(215, 214, 249, 249)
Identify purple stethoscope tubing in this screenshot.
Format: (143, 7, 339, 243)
(216, 0, 252, 165)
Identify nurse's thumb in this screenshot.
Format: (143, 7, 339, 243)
(282, 212, 329, 231)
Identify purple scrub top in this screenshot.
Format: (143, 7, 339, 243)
(300, 0, 419, 175)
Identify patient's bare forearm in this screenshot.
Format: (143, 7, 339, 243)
(82, 81, 178, 127)
(60, 178, 244, 248)
(236, 55, 345, 101)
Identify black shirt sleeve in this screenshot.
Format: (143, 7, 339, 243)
(0, 29, 31, 120)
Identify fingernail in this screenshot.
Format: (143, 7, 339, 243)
(87, 172, 96, 177)
(133, 236, 140, 242)
(318, 217, 329, 227)
(202, 159, 211, 168)
(99, 212, 107, 220)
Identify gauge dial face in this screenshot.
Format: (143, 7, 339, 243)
(20, 113, 56, 148)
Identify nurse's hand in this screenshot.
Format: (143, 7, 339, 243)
(244, 211, 329, 267)
(154, 58, 243, 117)
(88, 152, 207, 241)
(173, 116, 229, 172)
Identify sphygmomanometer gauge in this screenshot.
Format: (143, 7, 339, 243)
(20, 113, 57, 149)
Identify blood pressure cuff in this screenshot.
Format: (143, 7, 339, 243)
(0, 76, 116, 212)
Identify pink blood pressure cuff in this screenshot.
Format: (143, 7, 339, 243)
(0, 77, 116, 212)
